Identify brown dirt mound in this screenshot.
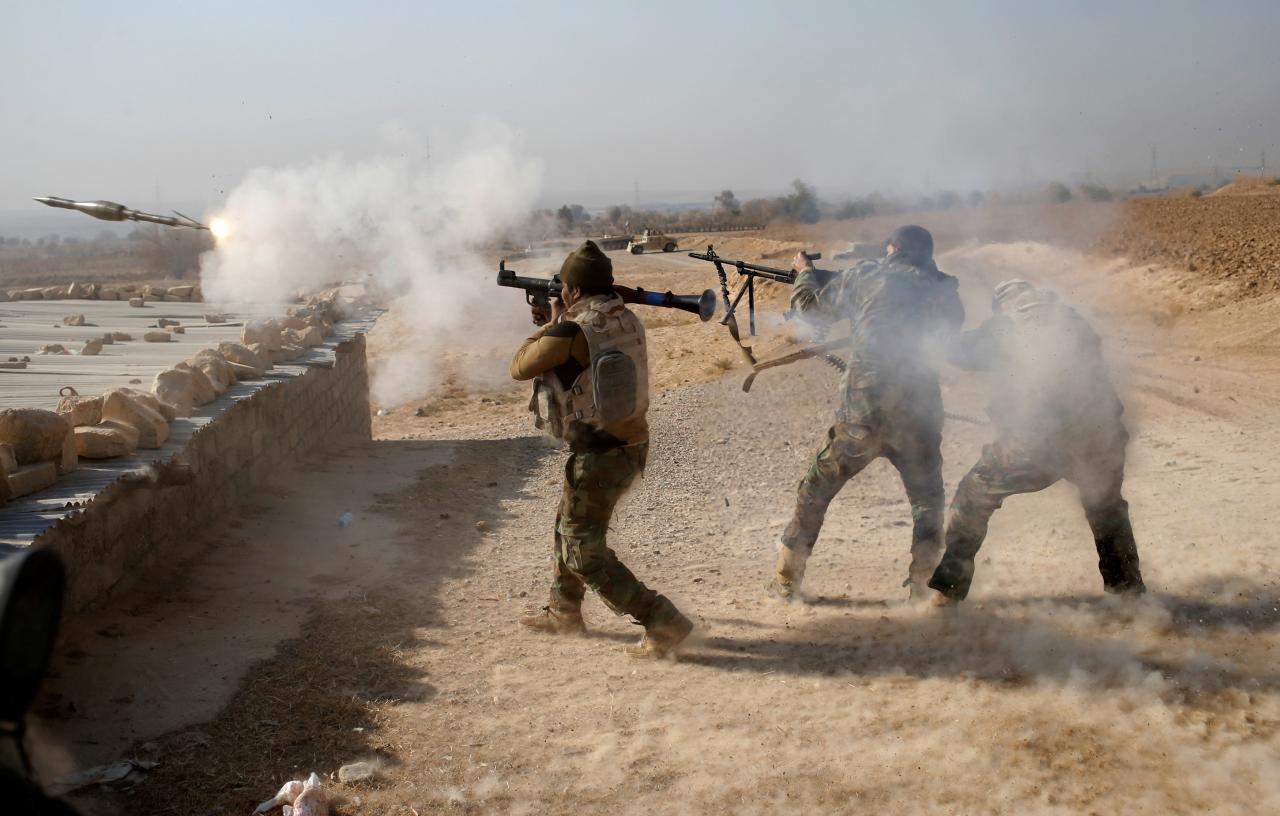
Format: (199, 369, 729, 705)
(1094, 194, 1280, 293)
(1209, 174, 1280, 197)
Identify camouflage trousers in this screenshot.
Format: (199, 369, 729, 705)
(549, 444, 682, 628)
(779, 415, 945, 588)
(929, 427, 1145, 600)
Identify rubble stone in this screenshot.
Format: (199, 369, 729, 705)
(81, 338, 105, 356)
(74, 422, 140, 459)
(58, 429, 78, 474)
(0, 409, 71, 465)
(143, 331, 172, 343)
(217, 341, 271, 373)
(153, 369, 196, 418)
(297, 326, 326, 347)
(109, 387, 178, 423)
(338, 762, 376, 783)
(8, 462, 57, 498)
(129, 297, 145, 308)
(242, 319, 284, 351)
(0, 447, 11, 503)
(102, 391, 169, 449)
(57, 394, 104, 427)
(62, 314, 87, 327)
(189, 350, 234, 393)
(175, 362, 218, 405)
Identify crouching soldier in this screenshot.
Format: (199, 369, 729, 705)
(511, 240, 693, 658)
(929, 280, 1147, 602)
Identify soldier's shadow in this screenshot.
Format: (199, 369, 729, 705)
(684, 589, 1280, 705)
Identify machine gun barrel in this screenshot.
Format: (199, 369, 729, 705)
(496, 263, 716, 321)
(687, 244, 835, 338)
(685, 251, 821, 285)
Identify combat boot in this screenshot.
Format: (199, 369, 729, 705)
(767, 544, 809, 601)
(905, 576, 936, 605)
(624, 613, 694, 659)
(519, 606, 586, 636)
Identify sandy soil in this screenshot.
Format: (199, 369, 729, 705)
(32, 233, 1280, 815)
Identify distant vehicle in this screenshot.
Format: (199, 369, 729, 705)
(626, 229, 677, 255)
(593, 234, 633, 251)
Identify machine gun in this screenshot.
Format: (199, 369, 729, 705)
(496, 261, 717, 322)
(686, 245, 835, 339)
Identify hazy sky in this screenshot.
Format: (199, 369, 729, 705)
(3, 0, 1278, 227)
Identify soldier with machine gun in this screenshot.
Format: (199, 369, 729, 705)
(770, 225, 965, 602)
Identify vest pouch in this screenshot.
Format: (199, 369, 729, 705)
(531, 379, 563, 438)
(592, 349, 638, 424)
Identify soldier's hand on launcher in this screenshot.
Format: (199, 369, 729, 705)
(531, 300, 552, 327)
(550, 296, 566, 324)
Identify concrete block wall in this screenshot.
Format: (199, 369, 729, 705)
(36, 333, 371, 612)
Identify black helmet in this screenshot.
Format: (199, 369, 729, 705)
(885, 225, 934, 260)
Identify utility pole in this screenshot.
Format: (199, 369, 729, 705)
(1262, 150, 1267, 175)
(1149, 144, 1158, 184)
(633, 178, 639, 207)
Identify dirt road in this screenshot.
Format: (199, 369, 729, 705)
(40, 240, 1280, 815)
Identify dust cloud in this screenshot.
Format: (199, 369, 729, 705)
(198, 122, 543, 405)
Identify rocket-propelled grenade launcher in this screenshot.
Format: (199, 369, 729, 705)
(33, 196, 209, 230)
(497, 260, 717, 322)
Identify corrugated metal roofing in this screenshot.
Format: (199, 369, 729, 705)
(0, 299, 382, 547)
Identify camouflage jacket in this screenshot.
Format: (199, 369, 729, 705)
(950, 300, 1124, 449)
(792, 254, 964, 425)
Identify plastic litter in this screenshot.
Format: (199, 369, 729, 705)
(255, 772, 329, 815)
(338, 511, 353, 528)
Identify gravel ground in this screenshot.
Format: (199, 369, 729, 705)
(48, 237, 1280, 815)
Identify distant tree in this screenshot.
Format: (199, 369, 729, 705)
(967, 189, 986, 208)
(606, 205, 624, 224)
(1078, 183, 1113, 202)
(714, 189, 741, 215)
(1046, 182, 1072, 203)
(556, 205, 575, 233)
(740, 197, 776, 224)
(775, 179, 820, 224)
(936, 190, 961, 210)
(834, 198, 875, 220)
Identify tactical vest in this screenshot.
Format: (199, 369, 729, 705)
(530, 294, 649, 443)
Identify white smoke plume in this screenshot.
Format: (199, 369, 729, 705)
(199, 122, 543, 405)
